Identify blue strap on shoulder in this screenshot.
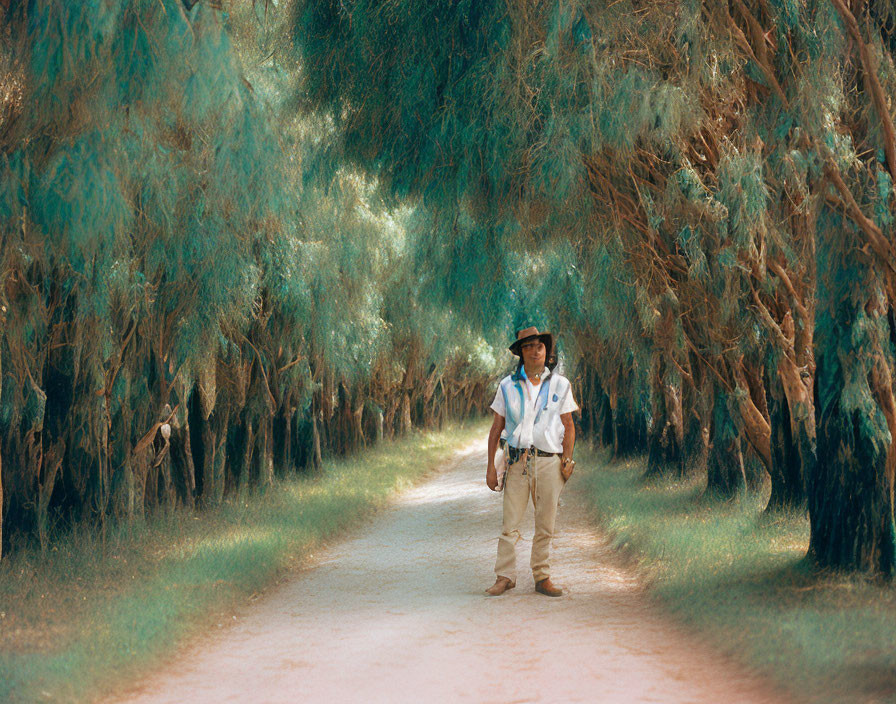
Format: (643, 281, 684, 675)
(533, 376, 552, 425)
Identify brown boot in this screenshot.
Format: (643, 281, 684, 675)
(535, 577, 563, 597)
(485, 576, 516, 596)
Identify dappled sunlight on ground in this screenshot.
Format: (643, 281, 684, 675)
(111, 445, 788, 704)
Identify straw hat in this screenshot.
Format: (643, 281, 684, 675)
(508, 326, 554, 358)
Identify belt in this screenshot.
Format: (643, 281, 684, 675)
(505, 445, 557, 465)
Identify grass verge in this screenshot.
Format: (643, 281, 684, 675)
(0, 420, 487, 703)
(578, 444, 896, 704)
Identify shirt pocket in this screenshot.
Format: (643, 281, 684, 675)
(544, 391, 561, 412)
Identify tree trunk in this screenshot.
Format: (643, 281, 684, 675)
(682, 407, 709, 476)
(111, 450, 138, 526)
(156, 443, 176, 511)
(766, 364, 807, 512)
(383, 396, 398, 441)
(258, 417, 274, 487)
(681, 351, 710, 476)
(123, 461, 135, 523)
(201, 418, 219, 505)
(311, 410, 323, 472)
(578, 363, 598, 439)
(201, 404, 230, 505)
(612, 393, 647, 457)
(705, 384, 746, 499)
(808, 222, 896, 575)
(352, 397, 366, 448)
(664, 378, 685, 474)
(290, 413, 302, 469)
(212, 422, 228, 500)
(336, 382, 352, 453)
(777, 338, 817, 495)
(168, 420, 196, 509)
(645, 356, 684, 478)
(733, 359, 772, 475)
(646, 360, 669, 477)
(810, 351, 895, 574)
(598, 390, 613, 447)
(275, 411, 292, 474)
(36, 440, 64, 551)
(131, 449, 151, 524)
(399, 392, 412, 436)
(239, 419, 255, 493)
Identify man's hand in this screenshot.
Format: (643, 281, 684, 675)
(486, 464, 499, 491)
(560, 412, 575, 481)
(560, 456, 575, 482)
(486, 412, 505, 492)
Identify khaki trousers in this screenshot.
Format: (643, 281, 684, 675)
(494, 454, 565, 583)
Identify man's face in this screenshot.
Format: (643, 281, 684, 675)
(520, 338, 546, 368)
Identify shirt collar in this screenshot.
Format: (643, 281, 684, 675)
(513, 366, 551, 384)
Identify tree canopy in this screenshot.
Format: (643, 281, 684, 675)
(3, 0, 896, 577)
(291, 0, 896, 576)
(0, 0, 500, 556)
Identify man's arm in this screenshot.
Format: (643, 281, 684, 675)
(560, 412, 575, 480)
(486, 411, 506, 491)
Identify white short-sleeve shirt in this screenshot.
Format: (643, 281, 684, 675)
(490, 367, 578, 453)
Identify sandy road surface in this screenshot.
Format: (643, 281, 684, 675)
(114, 442, 787, 704)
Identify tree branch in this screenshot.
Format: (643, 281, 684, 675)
(823, 160, 896, 275)
(767, 259, 811, 325)
(725, 2, 789, 107)
(831, 0, 896, 186)
(750, 285, 794, 358)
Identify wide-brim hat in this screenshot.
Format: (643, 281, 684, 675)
(509, 326, 554, 357)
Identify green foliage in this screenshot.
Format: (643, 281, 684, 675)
(6, 0, 896, 576)
(289, 0, 896, 574)
(716, 149, 769, 249)
(0, 0, 499, 551)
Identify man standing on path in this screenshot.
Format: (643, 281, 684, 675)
(485, 327, 578, 597)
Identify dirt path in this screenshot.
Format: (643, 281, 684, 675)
(113, 443, 787, 704)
